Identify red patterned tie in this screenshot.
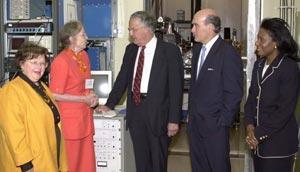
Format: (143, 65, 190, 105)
(133, 46, 146, 105)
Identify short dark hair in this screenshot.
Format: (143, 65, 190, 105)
(130, 11, 156, 33)
(205, 15, 221, 33)
(260, 18, 299, 59)
(59, 20, 83, 50)
(15, 41, 48, 68)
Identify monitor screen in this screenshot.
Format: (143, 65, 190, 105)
(91, 70, 112, 105)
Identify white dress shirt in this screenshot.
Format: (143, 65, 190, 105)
(132, 36, 157, 93)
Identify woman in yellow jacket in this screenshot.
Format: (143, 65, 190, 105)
(0, 42, 68, 172)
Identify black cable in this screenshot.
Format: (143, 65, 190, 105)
(37, 34, 44, 45)
(37, 17, 52, 46)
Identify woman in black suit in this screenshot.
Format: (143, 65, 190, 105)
(245, 18, 300, 172)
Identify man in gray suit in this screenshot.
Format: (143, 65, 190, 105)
(98, 11, 184, 172)
(188, 9, 243, 172)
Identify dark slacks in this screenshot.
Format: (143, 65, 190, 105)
(128, 99, 169, 172)
(188, 125, 231, 172)
(253, 153, 295, 172)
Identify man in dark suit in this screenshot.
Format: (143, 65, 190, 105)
(188, 9, 243, 172)
(98, 11, 184, 172)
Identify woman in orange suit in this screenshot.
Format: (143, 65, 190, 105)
(50, 21, 98, 172)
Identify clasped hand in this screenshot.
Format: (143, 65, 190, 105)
(167, 123, 179, 137)
(246, 124, 259, 150)
(84, 91, 99, 107)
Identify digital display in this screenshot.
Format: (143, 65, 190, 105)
(91, 74, 110, 98)
(91, 71, 112, 104)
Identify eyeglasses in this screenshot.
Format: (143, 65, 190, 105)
(27, 60, 47, 68)
(128, 26, 145, 33)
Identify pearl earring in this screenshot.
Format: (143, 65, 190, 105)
(275, 45, 277, 49)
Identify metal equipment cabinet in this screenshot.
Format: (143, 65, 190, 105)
(0, 0, 59, 84)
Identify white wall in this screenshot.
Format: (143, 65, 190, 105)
(202, 0, 242, 41)
(63, 0, 78, 23)
(296, 1, 300, 45)
(241, 0, 248, 56)
(162, 0, 247, 54)
(113, 0, 143, 79)
(261, 0, 300, 45)
(162, 0, 191, 21)
(296, 11, 300, 45)
(261, 1, 280, 19)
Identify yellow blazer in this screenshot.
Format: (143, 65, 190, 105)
(0, 76, 68, 172)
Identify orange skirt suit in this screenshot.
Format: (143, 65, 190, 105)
(49, 48, 96, 172)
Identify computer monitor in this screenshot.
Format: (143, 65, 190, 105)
(91, 70, 112, 105)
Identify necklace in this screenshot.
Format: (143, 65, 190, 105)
(69, 48, 87, 72)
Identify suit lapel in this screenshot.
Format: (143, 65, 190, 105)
(256, 59, 264, 85)
(191, 43, 202, 83)
(196, 37, 223, 82)
(260, 56, 284, 84)
(128, 45, 139, 90)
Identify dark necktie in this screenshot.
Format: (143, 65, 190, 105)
(133, 46, 146, 105)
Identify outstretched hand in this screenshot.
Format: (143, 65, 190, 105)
(95, 105, 111, 113)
